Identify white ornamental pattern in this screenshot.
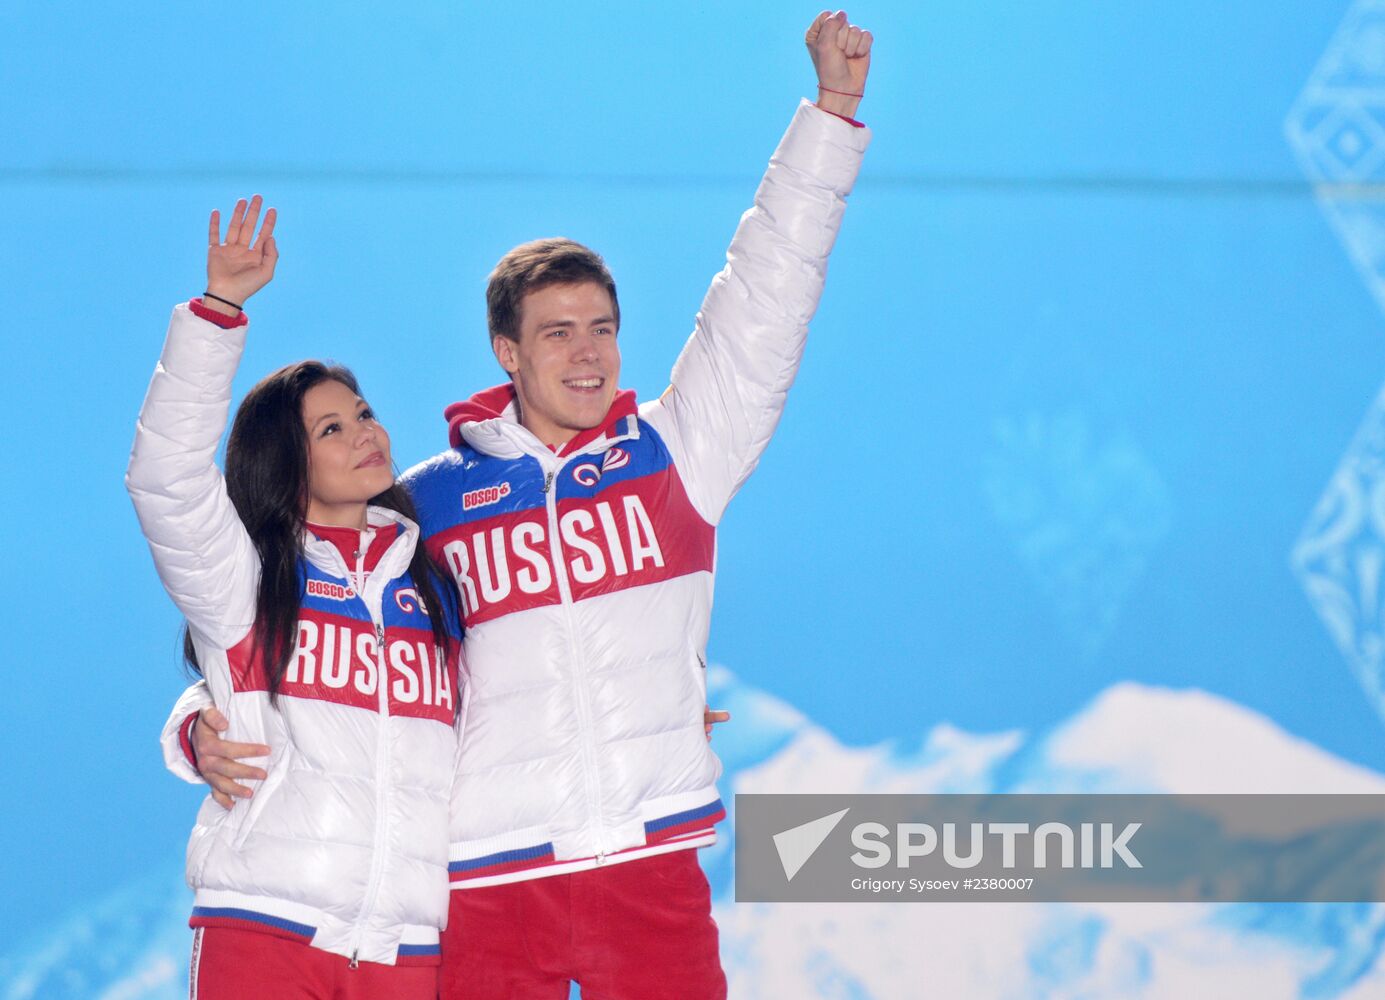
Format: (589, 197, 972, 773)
(1285, 0, 1385, 314)
(983, 411, 1171, 658)
(1292, 386, 1385, 724)
(1288, 1, 1385, 726)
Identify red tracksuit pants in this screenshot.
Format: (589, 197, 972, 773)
(440, 849, 727, 1000)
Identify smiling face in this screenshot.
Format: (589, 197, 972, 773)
(300, 379, 394, 527)
(492, 281, 621, 449)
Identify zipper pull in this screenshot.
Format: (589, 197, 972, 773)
(375, 623, 385, 645)
(542, 471, 555, 494)
(349, 950, 360, 970)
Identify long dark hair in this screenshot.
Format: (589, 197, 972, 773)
(183, 361, 455, 699)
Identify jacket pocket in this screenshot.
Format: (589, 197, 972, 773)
(229, 746, 293, 850)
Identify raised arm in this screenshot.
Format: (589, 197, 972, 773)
(647, 13, 873, 523)
(126, 196, 278, 649)
(135, 198, 280, 801)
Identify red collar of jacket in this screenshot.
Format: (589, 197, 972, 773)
(305, 521, 400, 572)
(444, 383, 638, 457)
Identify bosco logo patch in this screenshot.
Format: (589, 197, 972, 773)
(463, 482, 511, 511)
(307, 579, 356, 601)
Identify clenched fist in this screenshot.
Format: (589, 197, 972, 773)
(807, 10, 873, 120)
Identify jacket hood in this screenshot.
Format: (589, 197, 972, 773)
(445, 382, 639, 457)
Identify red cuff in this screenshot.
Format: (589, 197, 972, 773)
(822, 108, 866, 128)
(178, 712, 200, 769)
(189, 297, 248, 328)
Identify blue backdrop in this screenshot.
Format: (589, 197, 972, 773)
(5, 2, 1385, 996)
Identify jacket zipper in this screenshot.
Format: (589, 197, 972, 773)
(540, 456, 609, 861)
(348, 541, 393, 968)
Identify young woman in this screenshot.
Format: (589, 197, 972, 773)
(126, 196, 460, 999)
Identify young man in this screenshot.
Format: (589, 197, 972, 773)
(168, 11, 873, 998)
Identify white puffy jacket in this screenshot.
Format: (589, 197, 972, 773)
(130, 305, 458, 965)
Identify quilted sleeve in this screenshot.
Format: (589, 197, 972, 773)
(646, 100, 870, 523)
(125, 303, 259, 650)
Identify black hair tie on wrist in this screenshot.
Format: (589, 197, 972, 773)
(203, 291, 243, 312)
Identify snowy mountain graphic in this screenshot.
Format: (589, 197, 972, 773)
(5, 670, 1384, 999)
(703, 669, 1385, 1000)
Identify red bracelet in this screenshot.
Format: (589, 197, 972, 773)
(818, 84, 864, 98)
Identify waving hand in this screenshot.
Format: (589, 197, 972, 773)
(204, 194, 278, 315)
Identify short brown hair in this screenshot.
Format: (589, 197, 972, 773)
(486, 238, 620, 343)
